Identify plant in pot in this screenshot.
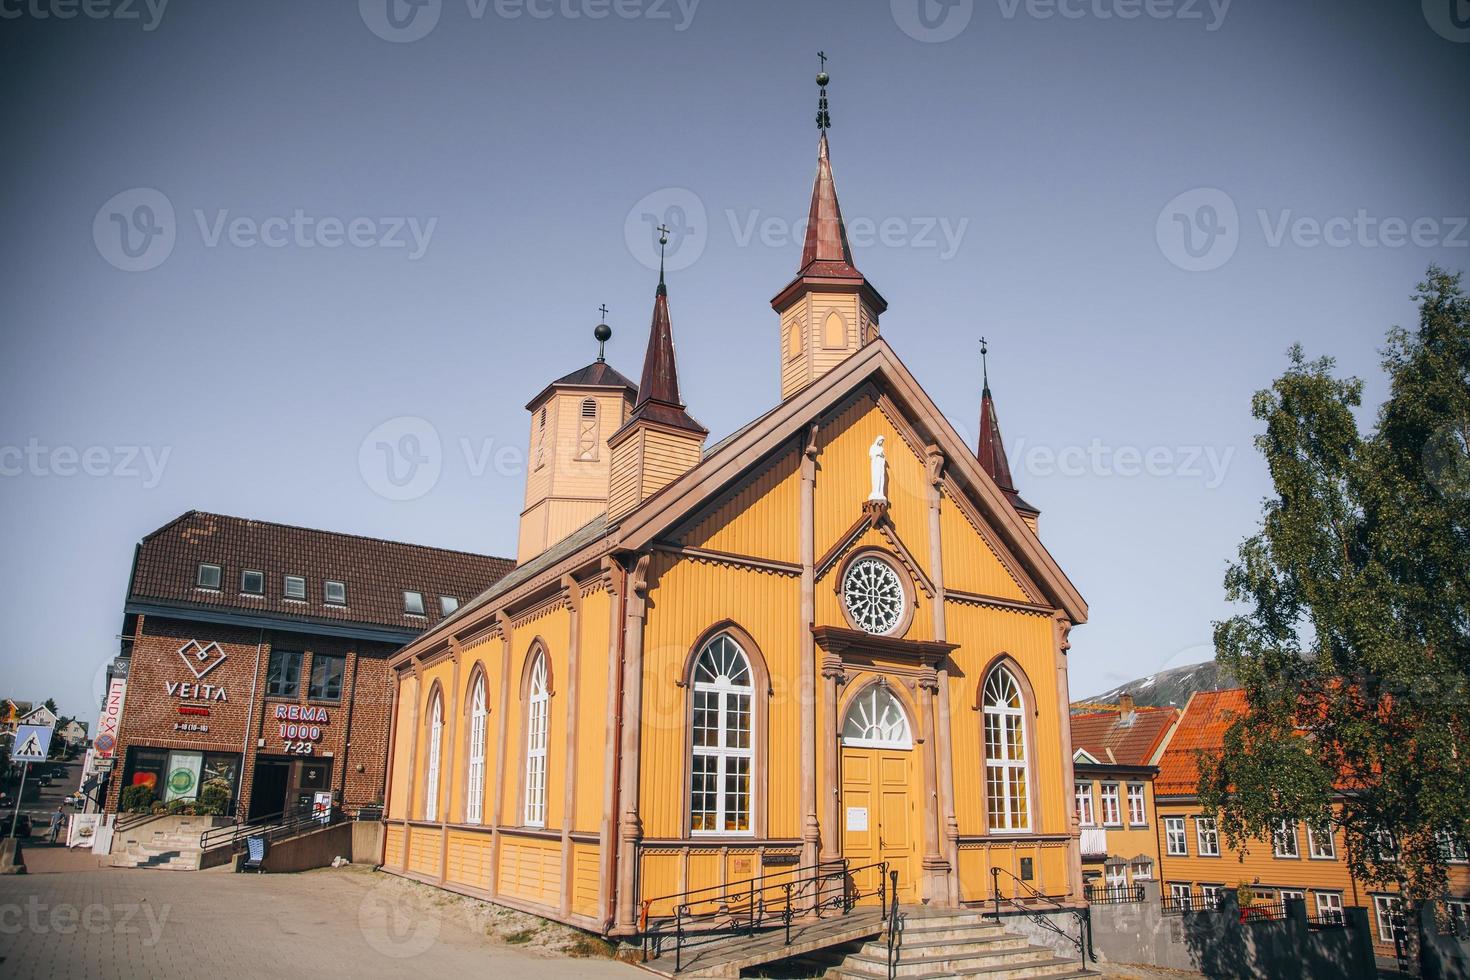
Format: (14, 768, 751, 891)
(197, 779, 231, 817)
(120, 784, 155, 814)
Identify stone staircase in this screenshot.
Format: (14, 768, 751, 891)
(109, 815, 232, 871)
(832, 907, 1099, 980)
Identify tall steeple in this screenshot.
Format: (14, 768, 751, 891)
(607, 227, 707, 523)
(772, 56, 887, 401)
(975, 338, 1040, 529)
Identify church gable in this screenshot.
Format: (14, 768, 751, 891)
(674, 445, 802, 565)
(938, 484, 1036, 604)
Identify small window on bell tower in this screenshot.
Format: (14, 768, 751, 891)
(823, 310, 846, 349)
(576, 398, 599, 461)
(785, 319, 801, 361)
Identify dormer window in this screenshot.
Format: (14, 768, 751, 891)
(196, 563, 222, 590)
(284, 575, 307, 600)
(440, 595, 459, 616)
(241, 569, 264, 595)
(324, 580, 347, 606)
(404, 591, 425, 616)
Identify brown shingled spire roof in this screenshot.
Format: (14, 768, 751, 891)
(976, 342, 1038, 515)
(799, 132, 861, 279)
(625, 277, 706, 436)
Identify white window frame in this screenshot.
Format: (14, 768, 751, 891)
(1165, 816, 1188, 856)
(440, 595, 459, 617)
(1195, 816, 1220, 857)
(1307, 823, 1336, 859)
(841, 684, 911, 750)
(1374, 895, 1404, 944)
(196, 563, 221, 589)
(1314, 891, 1344, 924)
(1199, 883, 1224, 909)
(1436, 830, 1468, 863)
(1100, 783, 1122, 827)
(1280, 889, 1305, 904)
(1106, 864, 1127, 888)
(1075, 782, 1095, 827)
(1443, 899, 1470, 938)
(523, 654, 549, 827)
(1127, 783, 1147, 826)
(690, 634, 755, 835)
(1273, 820, 1300, 858)
(982, 667, 1031, 833)
(466, 677, 487, 824)
(1131, 859, 1154, 881)
(284, 575, 307, 600)
(424, 693, 443, 822)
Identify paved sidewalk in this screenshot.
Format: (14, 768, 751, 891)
(0, 866, 641, 979)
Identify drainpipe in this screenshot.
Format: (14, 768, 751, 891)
(240, 628, 265, 818)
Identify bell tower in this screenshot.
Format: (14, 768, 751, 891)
(771, 59, 887, 401)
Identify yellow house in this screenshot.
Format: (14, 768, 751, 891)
(379, 80, 1090, 942)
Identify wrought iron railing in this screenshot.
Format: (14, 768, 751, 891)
(1307, 910, 1346, 930)
(1162, 890, 1223, 914)
(199, 801, 331, 853)
(1084, 883, 1144, 905)
(884, 869, 903, 980)
(987, 866, 1093, 969)
(640, 859, 895, 974)
(1238, 902, 1287, 923)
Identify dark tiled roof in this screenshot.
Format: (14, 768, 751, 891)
(524, 360, 637, 410)
(1154, 689, 1249, 796)
(1071, 705, 1179, 768)
(130, 511, 514, 635)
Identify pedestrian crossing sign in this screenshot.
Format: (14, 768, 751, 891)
(13, 724, 53, 763)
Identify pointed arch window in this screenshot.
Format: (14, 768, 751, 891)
(523, 653, 549, 827)
(689, 633, 754, 834)
(466, 675, 488, 824)
(983, 666, 1030, 832)
(424, 691, 443, 822)
(842, 683, 911, 749)
(785, 319, 801, 361)
(822, 310, 846, 349)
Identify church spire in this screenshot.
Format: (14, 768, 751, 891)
(976, 339, 1038, 522)
(627, 225, 705, 435)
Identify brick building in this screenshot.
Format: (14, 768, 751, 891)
(102, 512, 511, 821)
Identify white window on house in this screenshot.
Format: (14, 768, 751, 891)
(1307, 823, 1337, 859)
(1200, 883, 1224, 909)
(691, 633, 755, 834)
(1314, 891, 1344, 924)
(1437, 830, 1468, 863)
(1374, 895, 1405, 944)
(1443, 900, 1470, 940)
(1165, 816, 1188, 856)
(284, 575, 307, 600)
(1131, 859, 1154, 881)
(1099, 784, 1121, 826)
(523, 652, 549, 827)
(466, 676, 487, 824)
(1168, 882, 1193, 908)
(324, 580, 347, 605)
(241, 569, 264, 595)
(1196, 816, 1220, 857)
(404, 591, 425, 616)
(424, 692, 443, 822)
(440, 595, 459, 617)
(1106, 863, 1127, 888)
(842, 683, 911, 749)
(1274, 820, 1300, 858)
(1373, 829, 1400, 862)
(1127, 783, 1147, 826)
(1075, 782, 1095, 826)
(1280, 889, 1306, 904)
(197, 563, 222, 589)
(982, 666, 1030, 832)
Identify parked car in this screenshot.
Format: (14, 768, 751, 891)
(36, 776, 52, 787)
(0, 812, 32, 838)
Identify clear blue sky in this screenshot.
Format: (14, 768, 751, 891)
(2, 0, 1467, 720)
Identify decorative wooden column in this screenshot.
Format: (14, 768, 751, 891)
(440, 641, 462, 884)
(917, 666, 951, 903)
(488, 612, 513, 898)
(614, 554, 651, 933)
(926, 451, 961, 905)
(559, 574, 583, 919)
(403, 659, 422, 871)
(597, 559, 623, 930)
(1053, 612, 1083, 900)
(382, 669, 401, 828)
(799, 423, 821, 868)
(818, 652, 846, 865)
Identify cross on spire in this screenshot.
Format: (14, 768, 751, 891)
(816, 52, 831, 131)
(599, 303, 609, 321)
(980, 336, 990, 392)
(657, 223, 670, 294)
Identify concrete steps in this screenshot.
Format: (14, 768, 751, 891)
(833, 908, 1099, 980)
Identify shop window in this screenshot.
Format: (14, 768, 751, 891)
(267, 650, 303, 698)
(308, 654, 345, 701)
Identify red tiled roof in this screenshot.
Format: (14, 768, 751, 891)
(129, 511, 514, 635)
(1070, 705, 1179, 768)
(1153, 688, 1250, 796)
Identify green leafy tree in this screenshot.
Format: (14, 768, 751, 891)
(1200, 267, 1469, 908)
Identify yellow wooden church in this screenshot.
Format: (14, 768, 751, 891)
(380, 75, 1089, 944)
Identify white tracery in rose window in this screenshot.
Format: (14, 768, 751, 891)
(843, 556, 906, 635)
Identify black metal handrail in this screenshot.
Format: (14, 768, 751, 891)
(640, 859, 894, 974)
(885, 869, 903, 980)
(988, 867, 1093, 968)
(113, 809, 170, 834)
(199, 802, 330, 852)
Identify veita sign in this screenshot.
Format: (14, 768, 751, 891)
(165, 681, 229, 702)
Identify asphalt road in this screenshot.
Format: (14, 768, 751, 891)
(3, 756, 84, 839)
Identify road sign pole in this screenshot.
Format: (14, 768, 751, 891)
(9, 762, 28, 839)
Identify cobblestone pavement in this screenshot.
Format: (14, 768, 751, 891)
(0, 865, 642, 979)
